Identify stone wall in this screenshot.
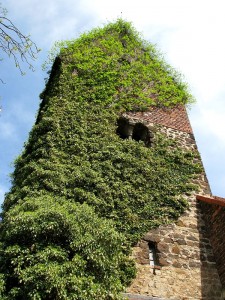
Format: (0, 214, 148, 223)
(126, 195, 222, 299)
(200, 200, 225, 293)
(123, 106, 223, 300)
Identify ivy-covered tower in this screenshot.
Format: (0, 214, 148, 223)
(123, 107, 223, 300)
(0, 20, 224, 300)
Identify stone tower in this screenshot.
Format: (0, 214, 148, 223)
(121, 105, 225, 300)
(1, 20, 225, 300)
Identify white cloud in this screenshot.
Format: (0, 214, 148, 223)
(202, 111, 225, 144)
(1, 0, 225, 202)
(6, 0, 97, 47)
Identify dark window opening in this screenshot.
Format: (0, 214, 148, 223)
(116, 118, 133, 139)
(116, 117, 153, 147)
(149, 242, 159, 267)
(132, 123, 150, 146)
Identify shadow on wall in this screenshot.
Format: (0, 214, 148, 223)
(197, 200, 223, 300)
(198, 196, 225, 300)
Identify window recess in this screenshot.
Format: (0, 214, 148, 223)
(116, 117, 154, 147)
(148, 242, 161, 271)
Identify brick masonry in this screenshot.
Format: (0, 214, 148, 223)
(124, 105, 193, 134)
(122, 105, 223, 300)
(198, 197, 225, 295)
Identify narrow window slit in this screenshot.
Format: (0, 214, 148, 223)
(149, 242, 158, 267)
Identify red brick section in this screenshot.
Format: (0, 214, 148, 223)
(196, 194, 225, 207)
(197, 194, 225, 289)
(126, 105, 193, 134)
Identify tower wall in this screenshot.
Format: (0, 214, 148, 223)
(199, 198, 225, 295)
(124, 106, 223, 300)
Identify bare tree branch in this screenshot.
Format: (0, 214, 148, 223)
(0, 3, 40, 76)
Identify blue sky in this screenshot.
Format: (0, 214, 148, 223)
(1, 0, 225, 206)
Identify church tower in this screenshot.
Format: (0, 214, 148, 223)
(1, 20, 224, 300)
(122, 106, 224, 300)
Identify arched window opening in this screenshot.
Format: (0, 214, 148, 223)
(132, 123, 151, 147)
(116, 117, 133, 139)
(116, 117, 154, 147)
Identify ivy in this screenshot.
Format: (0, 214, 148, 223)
(42, 19, 194, 111)
(0, 19, 201, 299)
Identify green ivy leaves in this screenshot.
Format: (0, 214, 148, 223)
(1, 197, 129, 299)
(42, 19, 194, 111)
(0, 19, 200, 299)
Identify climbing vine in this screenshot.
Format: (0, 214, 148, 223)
(0, 20, 201, 299)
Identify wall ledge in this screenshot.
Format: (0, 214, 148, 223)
(123, 293, 169, 300)
(196, 194, 225, 207)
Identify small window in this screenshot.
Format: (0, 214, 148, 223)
(116, 117, 133, 140)
(116, 117, 153, 147)
(132, 123, 151, 147)
(149, 242, 158, 267)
